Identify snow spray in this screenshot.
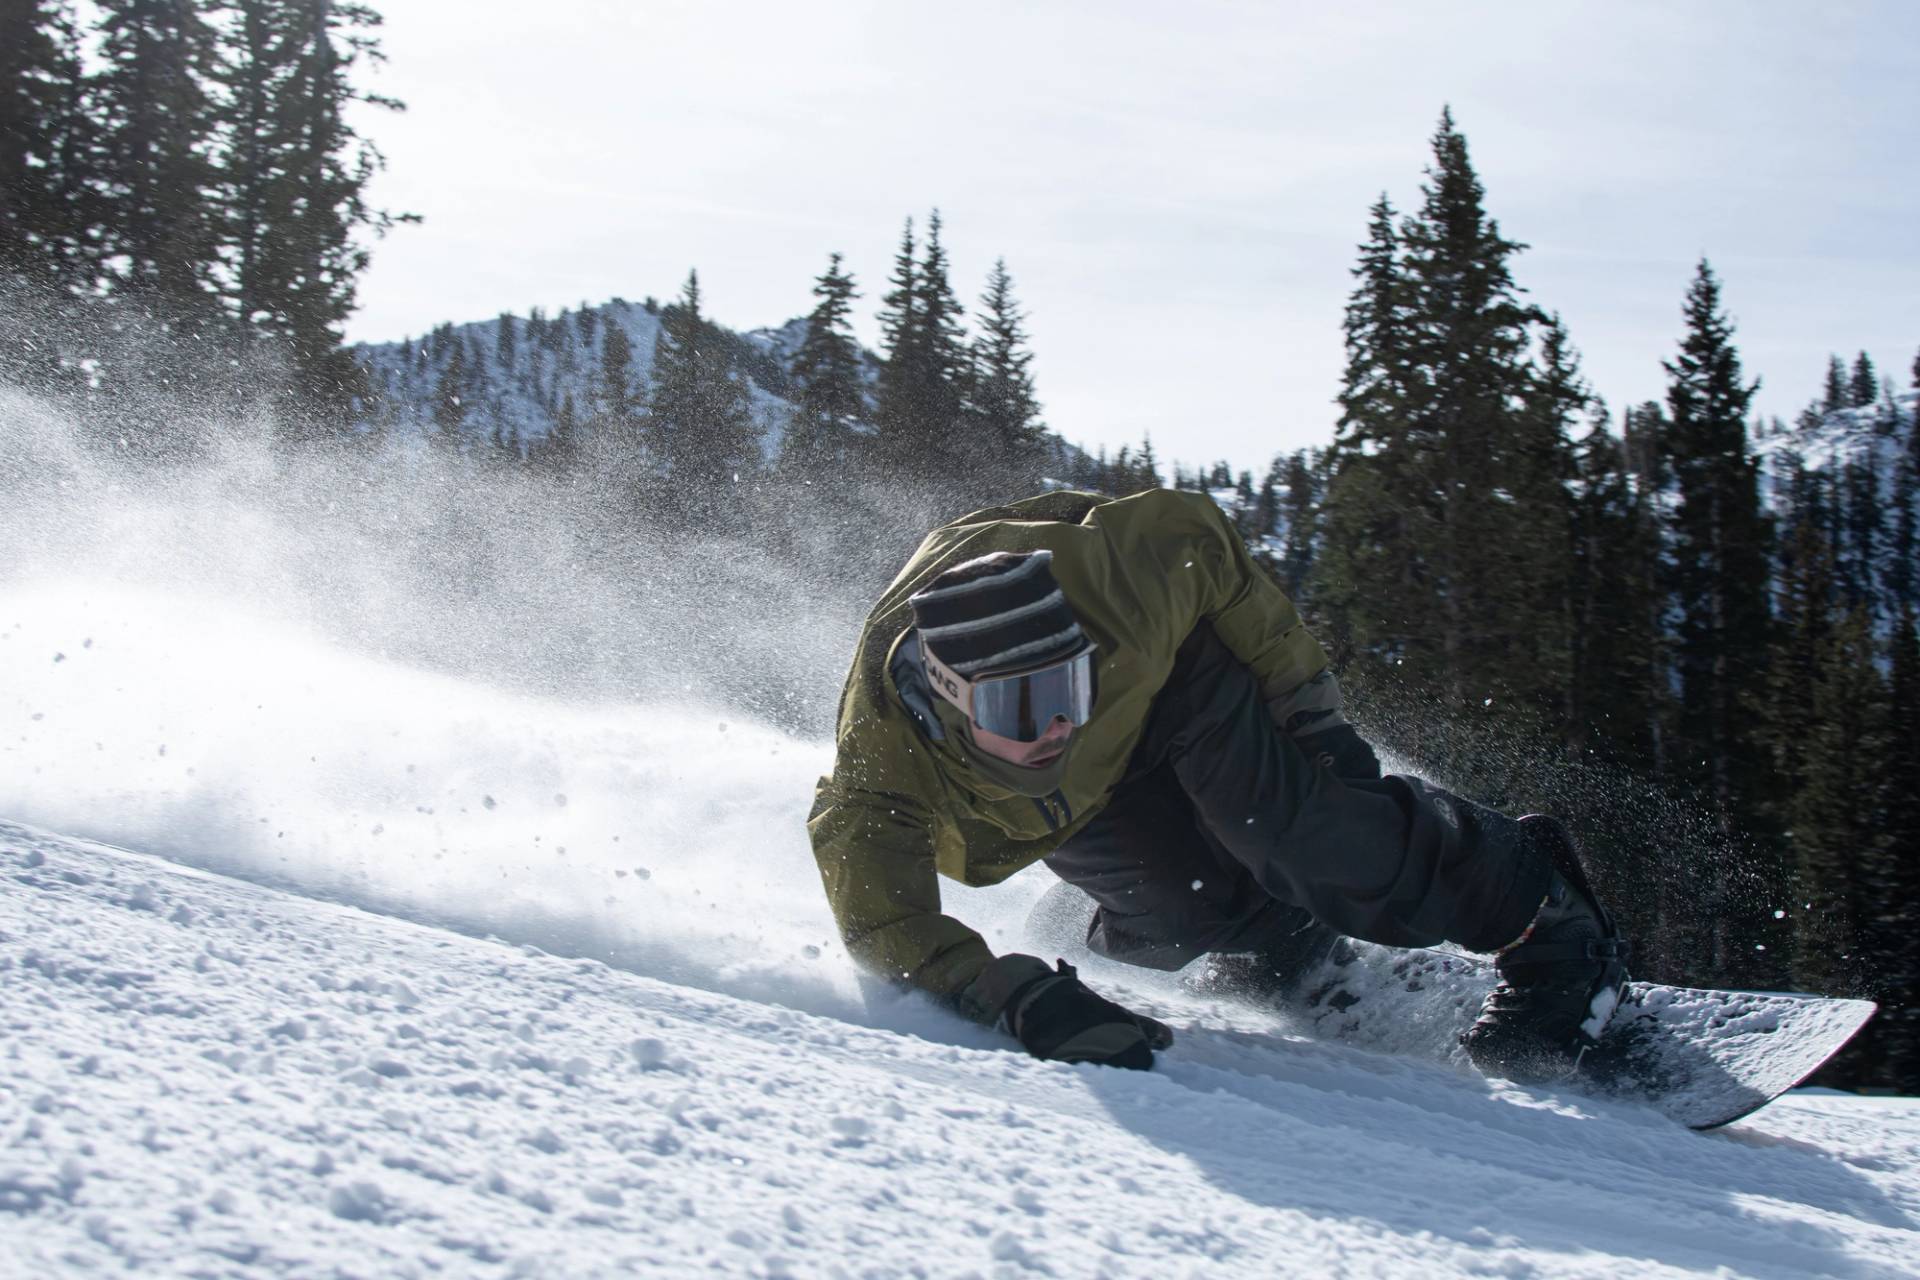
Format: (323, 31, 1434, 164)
(0, 296, 1054, 1026)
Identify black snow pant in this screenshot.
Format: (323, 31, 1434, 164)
(1043, 626, 1551, 975)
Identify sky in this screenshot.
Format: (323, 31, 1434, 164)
(344, 0, 1920, 470)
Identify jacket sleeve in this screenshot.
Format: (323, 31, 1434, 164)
(1138, 488, 1331, 705)
(807, 776, 996, 1005)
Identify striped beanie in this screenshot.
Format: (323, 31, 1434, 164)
(908, 550, 1090, 678)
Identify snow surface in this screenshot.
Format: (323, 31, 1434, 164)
(7, 822, 1920, 1279)
(5, 587, 1920, 1277)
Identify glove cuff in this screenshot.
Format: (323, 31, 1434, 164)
(954, 953, 1054, 1027)
(1266, 668, 1351, 736)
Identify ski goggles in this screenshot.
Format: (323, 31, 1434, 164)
(921, 641, 1099, 742)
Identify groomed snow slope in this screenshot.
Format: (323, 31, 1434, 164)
(4, 586, 1920, 1278)
(6, 821, 1920, 1279)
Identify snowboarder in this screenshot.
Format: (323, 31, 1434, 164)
(808, 488, 1629, 1080)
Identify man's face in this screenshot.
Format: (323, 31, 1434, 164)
(969, 714, 1075, 768)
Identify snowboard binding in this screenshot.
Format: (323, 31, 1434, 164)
(1461, 816, 1631, 1083)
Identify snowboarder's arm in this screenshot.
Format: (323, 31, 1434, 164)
(807, 779, 994, 1001)
(1121, 489, 1381, 777)
(808, 781, 1170, 1067)
(1119, 489, 1329, 699)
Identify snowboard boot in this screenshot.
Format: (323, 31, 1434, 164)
(1461, 816, 1630, 1083)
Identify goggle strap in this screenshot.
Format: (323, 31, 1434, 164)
(921, 641, 974, 718)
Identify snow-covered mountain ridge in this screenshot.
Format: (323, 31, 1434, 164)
(349, 300, 867, 458)
(1755, 392, 1917, 493)
(1758, 395, 1912, 470)
(353, 295, 1917, 511)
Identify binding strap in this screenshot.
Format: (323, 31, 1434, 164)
(1503, 937, 1633, 967)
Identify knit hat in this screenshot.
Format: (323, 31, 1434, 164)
(908, 550, 1090, 677)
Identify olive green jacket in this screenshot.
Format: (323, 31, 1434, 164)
(807, 488, 1329, 1012)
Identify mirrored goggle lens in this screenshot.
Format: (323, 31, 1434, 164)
(969, 650, 1097, 742)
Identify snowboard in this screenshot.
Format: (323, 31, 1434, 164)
(1024, 883, 1876, 1130)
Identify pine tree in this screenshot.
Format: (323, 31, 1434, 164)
(1278, 450, 1319, 599)
(1840, 461, 1881, 613)
(1136, 433, 1160, 488)
(219, 0, 299, 333)
(971, 257, 1045, 475)
(495, 311, 516, 365)
(648, 269, 760, 521)
(1254, 456, 1282, 546)
(1568, 404, 1661, 767)
(1891, 403, 1919, 615)
(0, 0, 95, 289)
(1398, 108, 1557, 710)
(593, 319, 639, 421)
(917, 209, 971, 438)
(874, 217, 923, 463)
(1319, 191, 1419, 670)
(1621, 400, 1674, 775)
(1850, 351, 1877, 408)
(214, 0, 410, 418)
(1232, 469, 1258, 538)
(92, 0, 225, 322)
(1765, 478, 1837, 837)
(1824, 355, 1848, 415)
(1333, 194, 1411, 451)
(784, 251, 864, 478)
(1790, 608, 1889, 998)
(1499, 314, 1584, 728)
(1870, 614, 1920, 1085)
(1875, 381, 1901, 436)
(1319, 109, 1569, 724)
(1890, 455, 1917, 616)
(874, 210, 973, 488)
(1563, 400, 1685, 975)
(1660, 259, 1772, 978)
(1622, 400, 1666, 489)
(431, 341, 467, 435)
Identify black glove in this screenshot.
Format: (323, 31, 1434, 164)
(1295, 722, 1382, 781)
(964, 954, 1172, 1070)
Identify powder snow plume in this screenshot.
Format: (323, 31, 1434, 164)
(0, 374, 1050, 1032)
